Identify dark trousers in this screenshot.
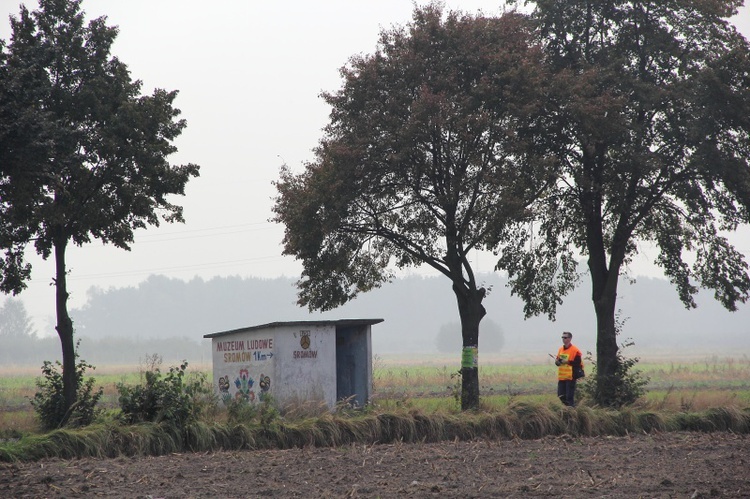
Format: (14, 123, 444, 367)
(557, 379, 576, 407)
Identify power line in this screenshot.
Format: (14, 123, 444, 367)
(26, 255, 293, 284)
(134, 222, 277, 243)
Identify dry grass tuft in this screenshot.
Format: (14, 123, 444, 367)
(505, 401, 558, 439)
(1, 402, 749, 462)
(670, 406, 750, 432)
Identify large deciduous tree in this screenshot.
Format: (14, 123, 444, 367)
(0, 0, 199, 423)
(502, 0, 750, 406)
(273, 5, 551, 409)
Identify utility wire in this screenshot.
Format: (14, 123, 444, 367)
(23, 221, 290, 286)
(27, 254, 291, 284)
(134, 222, 276, 243)
(69, 256, 287, 280)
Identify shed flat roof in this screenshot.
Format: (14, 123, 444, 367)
(203, 318, 384, 339)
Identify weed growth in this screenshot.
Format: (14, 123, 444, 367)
(30, 344, 103, 431)
(225, 393, 282, 430)
(579, 315, 650, 408)
(116, 360, 214, 427)
(580, 338, 650, 408)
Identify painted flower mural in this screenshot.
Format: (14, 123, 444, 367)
(234, 369, 255, 403)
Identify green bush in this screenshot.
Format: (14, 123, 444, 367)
(578, 312, 649, 408)
(116, 360, 214, 427)
(580, 337, 650, 408)
(31, 351, 103, 431)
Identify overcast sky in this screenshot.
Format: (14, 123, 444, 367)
(1, 0, 749, 335)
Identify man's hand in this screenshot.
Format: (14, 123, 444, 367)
(555, 359, 562, 366)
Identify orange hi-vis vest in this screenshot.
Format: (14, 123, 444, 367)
(557, 344, 583, 381)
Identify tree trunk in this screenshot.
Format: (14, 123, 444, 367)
(453, 283, 486, 411)
(54, 235, 77, 425)
(593, 287, 619, 402)
(580, 142, 627, 407)
(589, 261, 620, 407)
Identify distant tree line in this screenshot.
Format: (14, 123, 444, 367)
(4, 269, 750, 370)
(0, 298, 209, 367)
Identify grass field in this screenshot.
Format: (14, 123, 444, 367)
(370, 354, 750, 412)
(1, 355, 748, 434)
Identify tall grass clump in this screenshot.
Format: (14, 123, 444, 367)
(670, 406, 750, 432)
(2, 401, 750, 462)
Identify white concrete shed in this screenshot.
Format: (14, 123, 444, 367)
(203, 319, 383, 409)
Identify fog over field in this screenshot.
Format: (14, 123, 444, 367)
(2, 271, 749, 368)
(50, 272, 750, 363)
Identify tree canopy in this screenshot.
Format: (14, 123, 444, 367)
(274, 5, 552, 409)
(502, 0, 750, 406)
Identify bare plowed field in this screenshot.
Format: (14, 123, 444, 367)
(1, 431, 747, 498)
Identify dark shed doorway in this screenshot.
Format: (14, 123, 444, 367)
(336, 322, 374, 407)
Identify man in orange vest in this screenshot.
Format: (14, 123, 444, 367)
(555, 331, 584, 407)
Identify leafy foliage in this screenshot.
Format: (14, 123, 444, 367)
(116, 361, 214, 427)
(274, 6, 549, 311)
(31, 347, 103, 430)
(1, 0, 200, 257)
